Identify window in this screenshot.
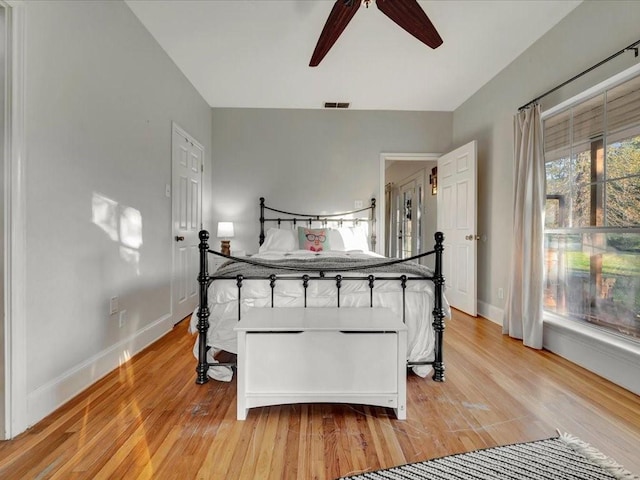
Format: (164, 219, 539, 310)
(543, 73, 640, 340)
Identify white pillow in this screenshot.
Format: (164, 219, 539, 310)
(328, 228, 346, 251)
(349, 226, 370, 252)
(337, 227, 355, 250)
(258, 228, 297, 253)
(337, 226, 370, 252)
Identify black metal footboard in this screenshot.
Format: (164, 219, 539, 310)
(196, 230, 446, 384)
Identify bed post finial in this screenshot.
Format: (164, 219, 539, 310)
(197, 230, 211, 385)
(370, 198, 377, 252)
(432, 231, 446, 382)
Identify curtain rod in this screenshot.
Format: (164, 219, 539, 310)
(518, 38, 640, 111)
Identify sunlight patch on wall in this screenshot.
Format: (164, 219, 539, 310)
(92, 193, 119, 242)
(92, 193, 143, 274)
(119, 247, 140, 275)
(120, 206, 142, 249)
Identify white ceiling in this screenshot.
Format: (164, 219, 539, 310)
(125, 0, 582, 112)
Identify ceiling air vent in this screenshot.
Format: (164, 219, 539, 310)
(324, 102, 350, 109)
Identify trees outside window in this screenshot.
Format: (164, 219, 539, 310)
(543, 75, 640, 340)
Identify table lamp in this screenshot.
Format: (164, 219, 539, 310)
(217, 221, 234, 256)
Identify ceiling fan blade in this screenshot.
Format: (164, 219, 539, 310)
(376, 0, 443, 49)
(309, 0, 361, 67)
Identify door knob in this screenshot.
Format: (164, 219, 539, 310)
(465, 234, 480, 241)
(175, 236, 185, 242)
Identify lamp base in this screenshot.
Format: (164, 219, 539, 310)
(220, 240, 231, 256)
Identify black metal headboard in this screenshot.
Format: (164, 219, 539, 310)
(259, 197, 377, 251)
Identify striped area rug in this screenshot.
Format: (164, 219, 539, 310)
(340, 433, 639, 480)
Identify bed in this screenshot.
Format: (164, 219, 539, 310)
(190, 197, 447, 386)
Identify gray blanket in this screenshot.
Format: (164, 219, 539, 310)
(213, 255, 434, 278)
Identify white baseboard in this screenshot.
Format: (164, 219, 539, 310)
(477, 300, 503, 326)
(26, 313, 174, 428)
(463, 301, 639, 395)
(543, 315, 640, 395)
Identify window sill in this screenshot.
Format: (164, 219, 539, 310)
(543, 312, 640, 395)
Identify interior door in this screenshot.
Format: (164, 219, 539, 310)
(172, 124, 203, 323)
(437, 141, 478, 316)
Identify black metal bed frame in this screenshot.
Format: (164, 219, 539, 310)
(196, 198, 446, 386)
(259, 197, 378, 251)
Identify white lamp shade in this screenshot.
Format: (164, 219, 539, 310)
(217, 221, 235, 238)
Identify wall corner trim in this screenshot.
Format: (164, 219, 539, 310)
(4, 0, 28, 439)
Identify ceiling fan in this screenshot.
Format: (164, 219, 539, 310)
(309, 0, 443, 67)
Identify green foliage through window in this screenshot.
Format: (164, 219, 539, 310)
(543, 74, 640, 341)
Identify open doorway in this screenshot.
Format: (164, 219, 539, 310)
(380, 144, 479, 316)
(379, 153, 439, 267)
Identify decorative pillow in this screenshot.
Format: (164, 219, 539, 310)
(258, 228, 297, 253)
(298, 227, 331, 252)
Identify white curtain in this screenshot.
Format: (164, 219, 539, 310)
(503, 104, 545, 349)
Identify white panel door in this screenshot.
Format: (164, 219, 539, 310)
(172, 124, 203, 323)
(437, 141, 477, 316)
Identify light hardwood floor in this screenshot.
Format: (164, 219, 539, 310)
(0, 310, 638, 479)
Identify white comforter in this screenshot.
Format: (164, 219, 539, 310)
(190, 250, 448, 381)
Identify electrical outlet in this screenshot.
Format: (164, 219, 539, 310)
(110, 296, 119, 315)
(354, 200, 363, 209)
(119, 310, 127, 328)
(498, 288, 504, 300)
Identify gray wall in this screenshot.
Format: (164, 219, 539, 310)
(452, 0, 640, 317)
(22, 0, 212, 424)
(385, 161, 433, 185)
(211, 108, 452, 254)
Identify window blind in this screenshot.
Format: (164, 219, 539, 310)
(606, 75, 640, 134)
(544, 73, 640, 158)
